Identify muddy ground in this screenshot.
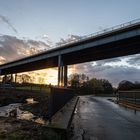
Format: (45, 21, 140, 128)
(0, 117, 66, 140)
(0, 89, 49, 117)
(0, 89, 66, 140)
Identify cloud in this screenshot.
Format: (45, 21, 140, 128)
(126, 54, 140, 66)
(73, 56, 140, 87)
(0, 56, 6, 64)
(0, 15, 17, 33)
(0, 35, 51, 63)
(35, 34, 53, 47)
(56, 34, 82, 46)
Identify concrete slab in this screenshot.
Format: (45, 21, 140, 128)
(46, 96, 79, 130)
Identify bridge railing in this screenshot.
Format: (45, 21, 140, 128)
(117, 91, 140, 106)
(54, 18, 140, 48)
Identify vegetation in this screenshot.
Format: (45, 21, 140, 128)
(118, 80, 140, 91)
(69, 73, 113, 95)
(15, 83, 50, 93)
(0, 117, 67, 140)
(69, 74, 140, 94)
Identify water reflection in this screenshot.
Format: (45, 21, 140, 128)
(26, 98, 38, 104)
(0, 99, 45, 124)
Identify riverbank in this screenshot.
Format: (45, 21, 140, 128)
(0, 116, 67, 140)
(0, 89, 51, 139)
(0, 89, 77, 139)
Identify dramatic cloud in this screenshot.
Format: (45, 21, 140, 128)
(0, 35, 51, 63)
(0, 56, 6, 64)
(56, 34, 82, 46)
(73, 56, 140, 87)
(126, 54, 140, 66)
(0, 15, 17, 33)
(35, 34, 53, 47)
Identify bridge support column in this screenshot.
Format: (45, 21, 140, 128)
(4, 74, 7, 84)
(64, 65, 68, 87)
(58, 55, 68, 87)
(60, 66, 64, 86)
(58, 55, 62, 86)
(15, 73, 17, 83)
(10, 74, 13, 83)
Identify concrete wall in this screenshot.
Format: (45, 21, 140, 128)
(48, 87, 75, 119)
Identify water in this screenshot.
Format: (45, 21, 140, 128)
(0, 99, 45, 124)
(0, 103, 21, 117)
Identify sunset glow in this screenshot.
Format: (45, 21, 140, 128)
(15, 66, 75, 85)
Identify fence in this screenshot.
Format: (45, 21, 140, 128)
(0, 83, 50, 93)
(117, 91, 140, 105)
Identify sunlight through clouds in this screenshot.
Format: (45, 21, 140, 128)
(104, 57, 140, 69)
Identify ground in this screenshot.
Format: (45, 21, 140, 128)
(0, 117, 66, 140)
(1, 91, 140, 140)
(70, 96, 140, 140)
(0, 89, 49, 117)
(0, 89, 54, 140)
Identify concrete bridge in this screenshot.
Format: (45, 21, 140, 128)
(0, 19, 140, 86)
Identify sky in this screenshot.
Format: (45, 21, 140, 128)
(0, 0, 140, 87)
(0, 0, 140, 42)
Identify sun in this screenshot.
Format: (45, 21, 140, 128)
(15, 66, 75, 85)
(44, 68, 58, 85)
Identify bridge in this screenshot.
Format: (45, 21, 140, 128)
(0, 19, 140, 87)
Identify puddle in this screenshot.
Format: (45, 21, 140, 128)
(0, 103, 21, 117)
(26, 98, 39, 104)
(0, 99, 45, 124)
(74, 108, 78, 114)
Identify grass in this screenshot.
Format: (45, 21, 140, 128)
(16, 85, 50, 93)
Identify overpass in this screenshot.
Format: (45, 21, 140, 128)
(0, 19, 140, 86)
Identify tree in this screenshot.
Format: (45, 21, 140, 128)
(118, 80, 140, 90)
(69, 74, 113, 94)
(20, 74, 32, 83)
(69, 73, 89, 88)
(0, 76, 2, 82)
(87, 78, 113, 94)
(38, 77, 45, 84)
(133, 81, 140, 90)
(2, 75, 13, 83)
(118, 80, 134, 90)
(101, 79, 113, 94)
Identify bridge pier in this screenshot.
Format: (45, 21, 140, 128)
(58, 55, 68, 87)
(10, 74, 13, 83)
(3, 74, 7, 84)
(64, 65, 68, 87)
(15, 73, 17, 83)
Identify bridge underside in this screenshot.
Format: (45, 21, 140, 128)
(63, 36, 140, 65)
(1, 35, 140, 75)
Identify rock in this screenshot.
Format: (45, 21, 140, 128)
(9, 109, 17, 118)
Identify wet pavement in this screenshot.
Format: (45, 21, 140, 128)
(70, 96, 140, 140)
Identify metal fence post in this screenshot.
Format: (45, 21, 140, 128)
(134, 92, 136, 105)
(48, 87, 53, 123)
